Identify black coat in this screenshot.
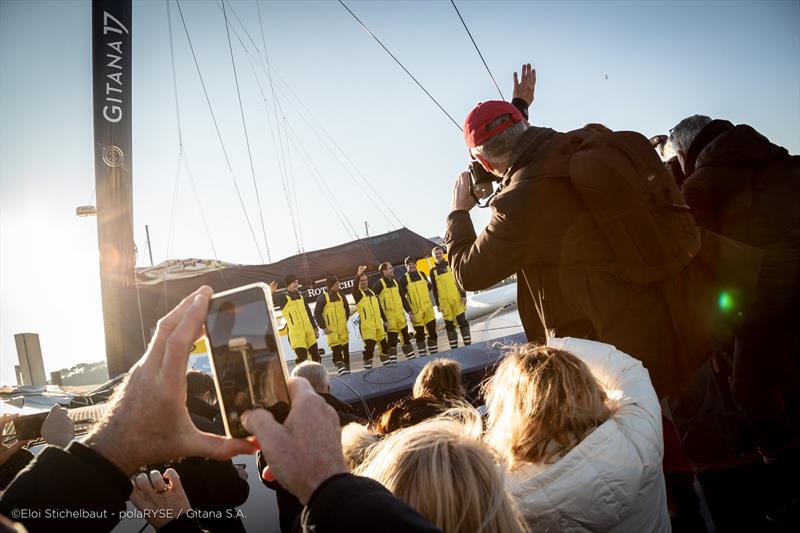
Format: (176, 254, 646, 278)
(682, 120, 800, 323)
(444, 125, 727, 397)
(151, 396, 249, 532)
(0, 442, 439, 533)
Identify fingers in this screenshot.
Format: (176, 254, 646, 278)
(134, 472, 158, 500)
(2, 439, 28, 457)
(150, 286, 213, 364)
(159, 291, 211, 383)
(513, 71, 519, 86)
(149, 470, 168, 493)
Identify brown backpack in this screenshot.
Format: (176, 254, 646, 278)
(568, 130, 701, 284)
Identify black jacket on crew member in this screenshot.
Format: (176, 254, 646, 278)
(0, 441, 439, 533)
(444, 124, 727, 398)
(313, 290, 351, 331)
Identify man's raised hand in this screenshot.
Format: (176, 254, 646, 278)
(513, 63, 536, 106)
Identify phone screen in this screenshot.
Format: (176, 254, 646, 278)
(206, 285, 290, 438)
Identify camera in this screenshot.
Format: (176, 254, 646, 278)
(468, 160, 496, 202)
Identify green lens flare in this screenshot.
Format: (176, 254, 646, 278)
(718, 291, 734, 312)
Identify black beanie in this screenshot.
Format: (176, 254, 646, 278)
(326, 276, 339, 288)
(404, 256, 416, 265)
(284, 274, 298, 287)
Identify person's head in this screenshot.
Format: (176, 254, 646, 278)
(356, 415, 529, 533)
(291, 361, 330, 394)
(404, 257, 417, 273)
(432, 246, 445, 263)
(379, 262, 394, 278)
(374, 396, 446, 435)
(668, 114, 712, 173)
(326, 276, 340, 293)
(355, 271, 369, 291)
(284, 274, 300, 292)
(413, 358, 465, 402)
(484, 343, 611, 469)
(341, 422, 381, 471)
(465, 100, 529, 178)
(186, 370, 216, 405)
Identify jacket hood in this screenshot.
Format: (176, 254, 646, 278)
(687, 120, 788, 175)
(504, 126, 559, 183)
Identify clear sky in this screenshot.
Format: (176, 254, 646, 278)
(1, 0, 798, 385)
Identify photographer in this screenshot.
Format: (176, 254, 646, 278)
(444, 98, 723, 398)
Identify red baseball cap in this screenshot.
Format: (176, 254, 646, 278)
(463, 101, 524, 149)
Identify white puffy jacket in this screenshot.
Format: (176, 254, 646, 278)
(508, 337, 670, 533)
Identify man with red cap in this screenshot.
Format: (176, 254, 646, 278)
(442, 68, 756, 530)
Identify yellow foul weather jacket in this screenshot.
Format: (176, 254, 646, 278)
(404, 272, 435, 327)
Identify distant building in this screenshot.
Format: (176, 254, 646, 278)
(15, 333, 46, 387)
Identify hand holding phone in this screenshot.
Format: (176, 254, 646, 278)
(206, 283, 291, 438)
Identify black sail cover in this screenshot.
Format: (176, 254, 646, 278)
(121, 228, 439, 365)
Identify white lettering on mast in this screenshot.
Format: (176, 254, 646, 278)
(101, 12, 128, 124)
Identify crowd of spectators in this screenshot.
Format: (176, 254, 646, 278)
(0, 62, 797, 533)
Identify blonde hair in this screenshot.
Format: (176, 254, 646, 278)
(355, 411, 528, 533)
(413, 358, 465, 401)
(341, 423, 380, 471)
(484, 344, 611, 468)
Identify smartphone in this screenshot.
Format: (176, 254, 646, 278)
(13, 412, 48, 441)
(205, 283, 291, 438)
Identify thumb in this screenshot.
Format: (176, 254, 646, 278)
(188, 431, 256, 462)
(163, 467, 182, 489)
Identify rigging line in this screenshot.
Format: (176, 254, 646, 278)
(235, 30, 303, 255)
(218, 0, 303, 255)
(175, 0, 264, 263)
(181, 153, 231, 290)
(283, 126, 357, 240)
(284, 125, 382, 265)
(167, 0, 226, 287)
(337, 0, 462, 132)
(219, 0, 404, 229)
(270, 84, 397, 229)
(449, 0, 504, 100)
(222, 0, 272, 263)
(284, 117, 305, 253)
(165, 152, 182, 259)
(270, 72, 404, 228)
(254, 1, 301, 249)
(165, 0, 184, 149)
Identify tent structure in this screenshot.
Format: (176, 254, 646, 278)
(116, 228, 439, 374)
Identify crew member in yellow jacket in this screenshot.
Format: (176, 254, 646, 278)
(372, 262, 415, 360)
(399, 256, 438, 356)
(430, 246, 471, 349)
(314, 276, 352, 375)
(353, 265, 392, 369)
(270, 274, 319, 364)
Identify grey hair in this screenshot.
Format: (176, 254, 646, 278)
(668, 115, 712, 155)
(291, 361, 329, 394)
(472, 117, 527, 163)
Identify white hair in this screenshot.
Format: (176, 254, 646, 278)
(291, 361, 329, 394)
(668, 114, 712, 156)
(472, 118, 528, 170)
